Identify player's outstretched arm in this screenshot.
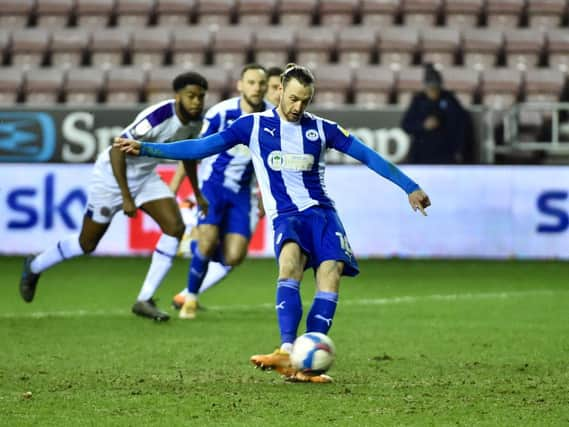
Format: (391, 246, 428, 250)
(113, 131, 237, 161)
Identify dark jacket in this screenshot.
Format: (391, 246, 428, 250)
(401, 90, 469, 164)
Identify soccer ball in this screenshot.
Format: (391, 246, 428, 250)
(290, 332, 336, 375)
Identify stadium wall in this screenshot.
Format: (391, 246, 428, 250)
(1, 164, 568, 259)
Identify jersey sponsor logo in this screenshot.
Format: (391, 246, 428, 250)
(337, 124, 350, 137)
(0, 112, 56, 162)
(267, 151, 314, 172)
(305, 129, 319, 141)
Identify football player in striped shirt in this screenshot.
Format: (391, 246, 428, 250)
(114, 64, 431, 381)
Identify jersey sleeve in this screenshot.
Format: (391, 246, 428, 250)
(200, 111, 222, 137)
(323, 120, 353, 152)
(120, 113, 161, 140)
(221, 115, 254, 146)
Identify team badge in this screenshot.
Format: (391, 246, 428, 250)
(305, 129, 319, 141)
(268, 151, 285, 171)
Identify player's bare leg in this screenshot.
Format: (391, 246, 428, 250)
(132, 197, 184, 321)
(19, 215, 108, 303)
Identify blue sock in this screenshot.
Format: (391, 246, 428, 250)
(187, 243, 210, 294)
(276, 279, 302, 345)
(306, 291, 339, 335)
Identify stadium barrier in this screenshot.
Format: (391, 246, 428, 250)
(1, 164, 567, 259)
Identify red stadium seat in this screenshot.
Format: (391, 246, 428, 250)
(253, 26, 295, 68)
(318, 0, 359, 28)
(527, 0, 567, 30)
(0, 67, 23, 104)
(131, 28, 172, 69)
(486, 0, 524, 28)
(420, 27, 460, 67)
(402, 0, 442, 27)
(504, 29, 545, 71)
(237, 0, 277, 26)
(337, 26, 377, 68)
(439, 66, 479, 106)
(444, 0, 483, 29)
(171, 26, 212, 68)
(196, 0, 236, 26)
(116, 0, 155, 28)
(311, 65, 353, 107)
(50, 29, 90, 69)
(105, 66, 146, 105)
(360, 0, 399, 27)
(90, 28, 131, 69)
(378, 27, 419, 70)
(396, 67, 425, 106)
(525, 69, 566, 103)
(353, 66, 395, 107)
(277, 0, 317, 28)
(155, 0, 194, 27)
(547, 29, 569, 73)
(211, 26, 253, 70)
(10, 29, 51, 70)
(24, 68, 64, 105)
(480, 68, 522, 110)
(76, 0, 116, 29)
(294, 28, 336, 69)
(36, 0, 75, 29)
(64, 67, 106, 104)
(462, 28, 503, 71)
(0, 0, 34, 29)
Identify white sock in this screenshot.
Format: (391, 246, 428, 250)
(177, 262, 232, 297)
(137, 234, 179, 302)
(30, 235, 84, 274)
(281, 342, 293, 354)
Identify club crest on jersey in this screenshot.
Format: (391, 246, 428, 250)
(305, 129, 319, 142)
(267, 151, 314, 171)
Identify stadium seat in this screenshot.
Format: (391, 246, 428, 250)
(0, 67, 23, 104)
(420, 27, 460, 67)
(360, 0, 399, 26)
(527, 0, 567, 29)
(171, 27, 212, 68)
(36, 0, 75, 28)
(504, 29, 545, 70)
(237, 0, 277, 26)
(64, 67, 106, 104)
(486, 0, 525, 28)
(196, 0, 236, 26)
(76, 0, 116, 29)
(10, 29, 51, 70)
(211, 26, 253, 70)
(155, 0, 194, 27)
(24, 68, 64, 105)
(196, 66, 229, 106)
(277, 0, 317, 28)
(311, 65, 353, 107)
(480, 68, 522, 110)
(337, 26, 377, 68)
(524, 69, 567, 102)
(0, 0, 33, 29)
(116, 0, 155, 28)
(547, 29, 569, 73)
(377, 27, 419, 70)
(253, 26, 295, 68)
(105, 66, 146, 104)
(401, 0, 442, 27)
(90, 28, 131, 69)
(131, 28, 171, 69)
(0, 30, 10, 65)
(396, 67, 425, 106)
(462, 28, 503, 71)
(439, 66, 479, 106)
(50, 29, 90, 69)
(353, 65, 395, 107)
(318, 0, 359, 28)
(444, 0, 483, 29)
(294, 28, 336, 70)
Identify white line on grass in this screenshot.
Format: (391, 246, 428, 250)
(1, 290, 565, 319)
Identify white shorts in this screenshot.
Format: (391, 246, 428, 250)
(86, 172, 173, 224)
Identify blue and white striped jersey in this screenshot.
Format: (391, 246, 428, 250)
(95, 99, 202, 187)
(222, 109, 353, 220)
(198, 97, 272, 193)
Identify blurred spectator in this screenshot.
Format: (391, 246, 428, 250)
(265, 66, 284, 106)
(401, 64, 470, 164)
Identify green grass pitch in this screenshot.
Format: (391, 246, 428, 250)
(1, 256, 568, 426)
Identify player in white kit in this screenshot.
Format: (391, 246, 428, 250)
(19, 72, 209, 321)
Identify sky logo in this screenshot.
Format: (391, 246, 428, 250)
(536, 191, 568, 233)
(0, 112, 56, 162)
